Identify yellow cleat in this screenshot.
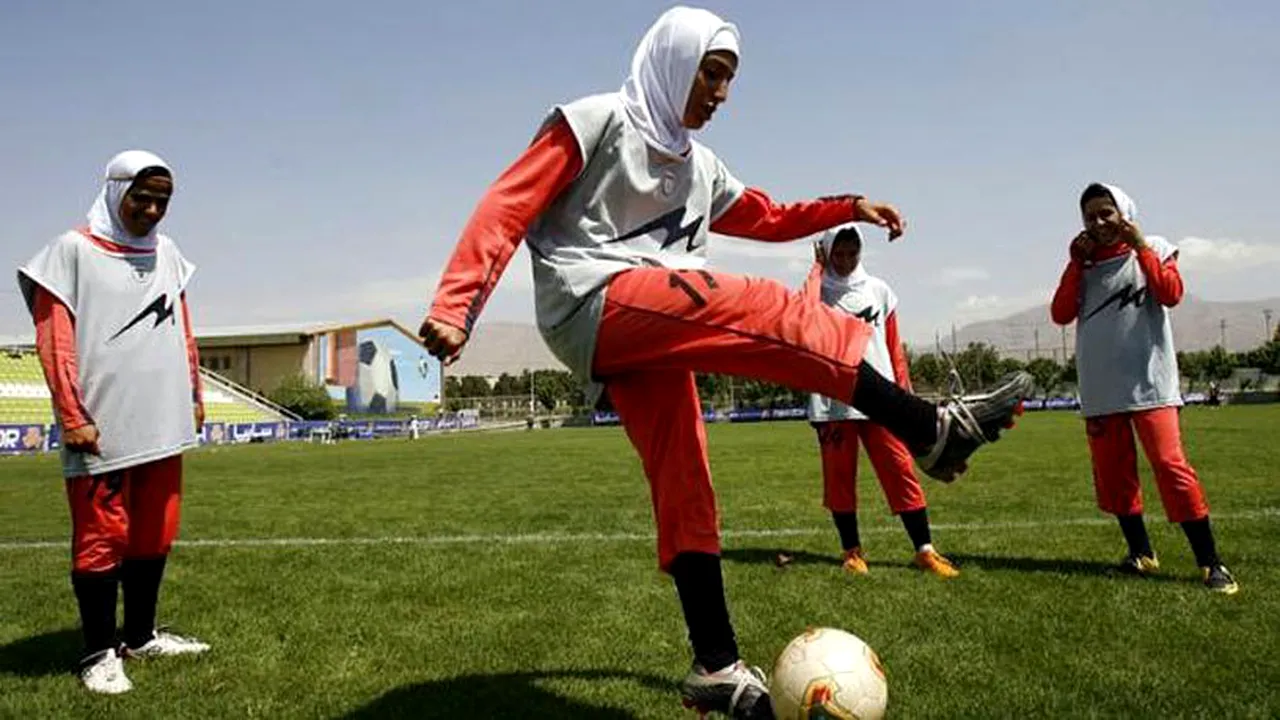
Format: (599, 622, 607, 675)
(914, 548, 961, 578)
(841, 547, 869, 575)
(1116, 554, 1161, 576)
(1203, 564, 1239, 595)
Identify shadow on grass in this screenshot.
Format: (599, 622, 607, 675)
(0, 628, 81, 677)
(722, 547, 841, 568)
(337, 669, 677, 720)
(947, 553, 1189, 583)
(722, 547, 912, 570)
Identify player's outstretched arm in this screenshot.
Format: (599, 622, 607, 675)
(420, 116, 584, 364)
(710, 190, 905, 242)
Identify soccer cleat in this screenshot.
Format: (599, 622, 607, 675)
(1114, 554, 1160, 576)
(680, 660, 775, 719)
(919, 371, 1034, 483)
(914, 548, 960, 578)
(1203, 564, 1239, 595)
(124, 629, 210, 659)
(841, 547, 869, 575)
(79, 648, 132, 695)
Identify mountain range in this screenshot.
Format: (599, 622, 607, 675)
(449, 296, 1280, 377)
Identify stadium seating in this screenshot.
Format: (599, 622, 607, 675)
(0, 351, 282, 426)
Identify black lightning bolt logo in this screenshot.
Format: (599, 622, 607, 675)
(854, 305, 882, 325)
(609, 207, 705, 252)
(109, 293, 177, 342)
(1084, 284, 1147, 321)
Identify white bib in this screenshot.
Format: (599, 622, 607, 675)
(19, 231, 198, 476)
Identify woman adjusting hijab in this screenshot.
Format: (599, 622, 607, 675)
(420, 7, 1031, 717)
(1052, 182, 1238, 595)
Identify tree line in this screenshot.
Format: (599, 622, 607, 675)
(442, 328, 1280, 413)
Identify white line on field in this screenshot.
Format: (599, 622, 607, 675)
(1, 507, 1276, 552)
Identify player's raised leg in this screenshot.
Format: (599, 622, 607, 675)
(607, 370, 771, 719)
(595, 266, 1032, 482)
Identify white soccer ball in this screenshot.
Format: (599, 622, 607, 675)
(354, 339, 400, 414)
(770, 627, 888, 720)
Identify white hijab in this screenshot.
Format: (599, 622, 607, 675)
(1089, 182, 1137, 222)
(86, 149, 172, 249)
(818, 225, 868, 296)
(621, 6, 740, 159)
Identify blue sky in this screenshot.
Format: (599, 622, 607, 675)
(3, 1, 1278, 345)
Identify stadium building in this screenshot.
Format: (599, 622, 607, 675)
(0, 318, 443, 432)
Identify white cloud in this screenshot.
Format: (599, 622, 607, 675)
(928, 265, 991, 287)
(952, 294, 1006, 322)
(711, 236, 807, 259)
(1171, 236, 1280, 274)
(949, 289, 1050, 327)
(225, 246, 542, 328)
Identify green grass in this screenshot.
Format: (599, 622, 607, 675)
(1, 407, 1279, 719)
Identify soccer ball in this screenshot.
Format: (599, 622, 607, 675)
(770, 627, 888, 720)
(349, 339, 400, 414)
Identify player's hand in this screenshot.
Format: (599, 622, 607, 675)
(813, 240, 828, 268)
(418, 317, 467, 366)
(194, 405, 205, 432)
(853, 198, 905, 241)
(63, 424, 101, 456)
(1117, 218, 1147, 250)
(1069, 231, 1095, 264)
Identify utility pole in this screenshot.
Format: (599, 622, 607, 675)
(1219, 318, 1227, 349)
(528, 368, 536, 416)
(1265, 309, 1274, 343)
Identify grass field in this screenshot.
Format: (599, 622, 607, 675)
(2, 407, 1278, 719)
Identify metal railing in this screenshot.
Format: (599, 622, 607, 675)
(199, 367, 302, 421)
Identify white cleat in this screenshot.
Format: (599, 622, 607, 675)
(125, 629, 210, 659)
(79, 648, 132, 694)
(680, 660, 775, 718)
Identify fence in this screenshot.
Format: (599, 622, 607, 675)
(0, 414, 482, 457)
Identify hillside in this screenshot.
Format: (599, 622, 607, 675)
(914, 295, 1280, 360)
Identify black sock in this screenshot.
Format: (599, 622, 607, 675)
(1117, 514, 1153, 558)
(900, 508, 932, 551)
(850, 362, 938, 454)
(1181, 518, 1221, 568)
(122, 555, 167, 649)
(71, 569, 119, 654)
(831, 512, 861, 550)
(669, 552, 738, 672)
